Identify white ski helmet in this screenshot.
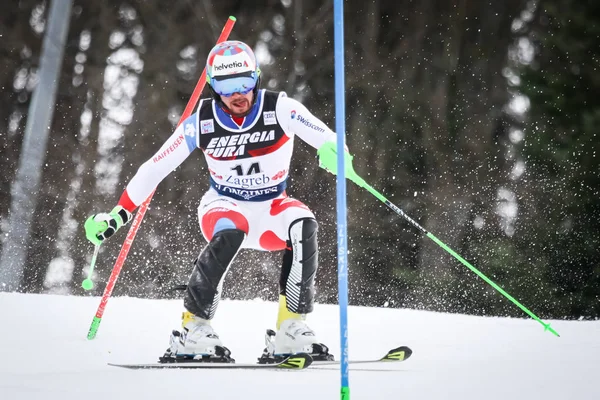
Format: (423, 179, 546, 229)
(206, 40, 261, 103)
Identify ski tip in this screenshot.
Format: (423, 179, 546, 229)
(277, 353, 313, 369)
(381, 346, 413, 362)
(108, 363, 138, 369)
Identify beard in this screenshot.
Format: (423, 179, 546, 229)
(227, 96, 253, 117)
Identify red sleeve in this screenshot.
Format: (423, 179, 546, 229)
(117, 189, 137, 213)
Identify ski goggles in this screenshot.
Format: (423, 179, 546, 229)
(210, 71, 258, 97)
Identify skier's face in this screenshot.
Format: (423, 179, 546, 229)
(222, 91, 254, 116)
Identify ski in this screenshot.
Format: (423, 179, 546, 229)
(311, 346, 412, 367)
(107, 346, 411, 370)
(108, 352, 312, 370)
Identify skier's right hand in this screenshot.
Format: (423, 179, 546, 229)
(84, 206, 132, 246)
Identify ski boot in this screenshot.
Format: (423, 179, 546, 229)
(257, 318, 334, 364)
(159, 313, 234, 363)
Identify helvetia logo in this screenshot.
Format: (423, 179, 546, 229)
(214, 61, 244, 71)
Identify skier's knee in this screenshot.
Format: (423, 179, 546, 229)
(213, 217, 236, 234)
(201, 208, 248, 241)
(184, 228, 245, 319)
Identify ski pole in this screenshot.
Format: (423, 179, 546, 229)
(319, 143, 560, 337)
(81, 244, 100, 291)
(86, 15, 237, 340)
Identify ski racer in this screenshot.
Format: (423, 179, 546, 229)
(84, 40, 353, 362)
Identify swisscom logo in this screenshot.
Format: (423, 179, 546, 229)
(290, 110, 324, 133)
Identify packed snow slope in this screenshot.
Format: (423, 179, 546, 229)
(0, 292, 598, 400)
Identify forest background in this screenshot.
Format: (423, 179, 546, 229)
(1, 0, 598, 319)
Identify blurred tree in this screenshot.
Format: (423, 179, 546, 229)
(3, 0, 598, 319)
(333, 0, 526, 312)
(0, 0, 43, 235)
(513, 0, 600, 318)
(18, 1, 124, 294)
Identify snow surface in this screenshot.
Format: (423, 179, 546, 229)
(1, 292, 598, 400)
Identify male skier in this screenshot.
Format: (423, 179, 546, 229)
(85, 40, 353, 362)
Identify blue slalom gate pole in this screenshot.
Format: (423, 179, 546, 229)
(333, 0, 350, 398)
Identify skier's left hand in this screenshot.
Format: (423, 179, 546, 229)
(317, 141, 355, 176)
(317, 142, 368, 188)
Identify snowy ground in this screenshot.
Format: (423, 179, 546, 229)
(0, 292, 598, 400)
